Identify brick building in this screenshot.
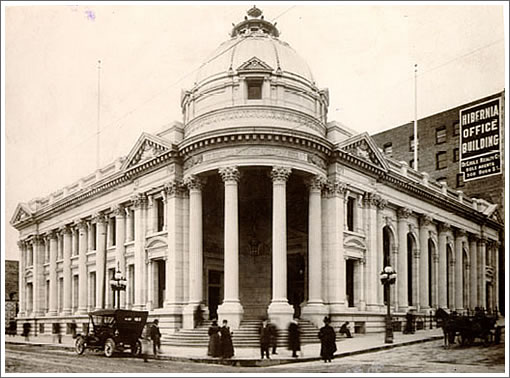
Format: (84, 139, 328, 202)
(372, 90, 505, 314)
(5, 260, 19, 322)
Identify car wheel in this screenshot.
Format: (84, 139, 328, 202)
(131, 340, 142, 357)
(75, 336, 86, 355)
(104, 338, 115, 358)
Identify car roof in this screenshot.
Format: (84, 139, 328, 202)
(89, 309, 149, 317)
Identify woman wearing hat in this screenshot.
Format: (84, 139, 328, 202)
(318, 316, 337, 363)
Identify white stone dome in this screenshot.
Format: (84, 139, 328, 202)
(195, 7, 314, 85)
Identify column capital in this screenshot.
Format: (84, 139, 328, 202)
(164, 179, 185, 197)
(479, 236, 488, 245)
(454, 228, 467, 239)
(307, 174, 327, 191)
(438, 222, 451, 233)
(397, 207, 412, 219)
(468, 233, 480, 243)
(219, 166, 240, 183)
(92, 212, 109, 224)
(58, 224, 72, 235)
(76, 219, 88, 230)
(184, 175, 205, 191)
(17, 240, 26, 249)
(131, 193, 148, 209)
(419, 214, 434, 227)
(270, 166, 292, 183)
(323, 179, 347, 197)
(112, 204, 125, 217)
(33, 234, 44, 244)
(48, 229, 59, 240)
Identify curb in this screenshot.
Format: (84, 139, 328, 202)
(6, 335, 443, 367)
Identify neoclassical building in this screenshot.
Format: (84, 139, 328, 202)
(11, 7, 502, 336)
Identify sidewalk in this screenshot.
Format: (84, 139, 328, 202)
(5, 328, 445, 367)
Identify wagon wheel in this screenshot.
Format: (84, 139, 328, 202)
(75, 336, 86, 355)
(131, 340, 142, 357)
(104, 338, 116, 358)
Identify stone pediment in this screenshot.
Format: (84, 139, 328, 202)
(121, 133, 174, 171)
(337, 132, 389, 172)
(10, 203, 33, 227)
(237, 56, 273, 72)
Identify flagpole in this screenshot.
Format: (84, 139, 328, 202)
(96, 59, 102, 170)
(414, 64, 418, 171)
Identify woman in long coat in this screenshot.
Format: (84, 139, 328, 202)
(288, 318, 301, 358)
(219, 319, 234, 358)
(207, 320, 221, 357)
(318, 316, 337, 363)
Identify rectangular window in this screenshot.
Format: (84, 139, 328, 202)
(247, 79, 263, 99)
(91, 223, 97, 250)
(157, 198, 165, 232)
(409, 136, 415, 152)
(456, 173, 465, 188)
(39, 323, 45, 334)
(89, 272, 96, 310)
(347, 197, 355, 231)
(453, 121, 460, 136)
(436, 151, 447, 170)
(453, 148, 459, 162)
(383, 143, 393, 157)
(73, 275, 79, 312)
(130, 209, 135, 240)
(111, 217, 116, 247)
(409, 159, 419, 169)
(58, 277, 63, 312)
(129, 265, 135, 307)
(436, 126, 446, 144)
(46, 280, 50, 312)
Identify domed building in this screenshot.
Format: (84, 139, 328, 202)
(11, 7, 502, 341)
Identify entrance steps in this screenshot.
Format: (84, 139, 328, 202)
(161, 317, 320, 347)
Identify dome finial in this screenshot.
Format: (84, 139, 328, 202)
(247, 6, 263, 19)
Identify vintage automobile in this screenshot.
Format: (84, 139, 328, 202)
(75, 309, 148, 357)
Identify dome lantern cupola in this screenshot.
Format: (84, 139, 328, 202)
(231, 6, 280, 38)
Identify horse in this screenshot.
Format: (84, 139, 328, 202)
(435, 308, 457, 348)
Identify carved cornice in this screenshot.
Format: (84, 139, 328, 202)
(131, 193, 148, 209)
(184, 175, 205, 191)
(419, 214, 434, 227)
(219, 166, 240, 183)
(270, 166, 292, 183)
(397, 207, 412, 219)
(307, 174, 327, 192)
(165, 180, 185, 197)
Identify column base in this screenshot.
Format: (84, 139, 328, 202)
(301, 302, 329, 328)
(77, 307, 89, 315)
(47, 311, 58, 317)
(267, 300, 294, 330)
(217, 301, 244, 330)
(62, 309, 72, 316)
(163, 303, 184, 314)
(182, 303, 199, 329)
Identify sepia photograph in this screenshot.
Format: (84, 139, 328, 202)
(2, 1, 507, 375)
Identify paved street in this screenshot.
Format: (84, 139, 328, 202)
(5, 339, 505, 374)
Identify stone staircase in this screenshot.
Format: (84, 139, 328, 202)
(161, 317, 320, 347)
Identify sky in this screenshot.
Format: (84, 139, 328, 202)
(2, 1, 507, 261)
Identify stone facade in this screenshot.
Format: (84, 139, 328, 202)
(11, 7, 503, 337)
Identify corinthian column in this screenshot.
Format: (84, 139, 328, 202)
(419, 215, 432, 309)
(454, 229, 466, 311)
(132, 194, 147, 310)
(217, 167, 244, 329)
(438, 222, 450, 309)
(397, 207, 411, 311)
(113, 204, 126, 308)
(479, 237, 487, 309)
(62, 225, 73, 315)
(302, 174, 328, 326)
(95, 213, 108, 309)
(182, 175, 204, 329)
(267, 166, 294, 330)
(17, 240, 26, 317)
(77, 220, 88, 313)
(48, 231, 58, 316)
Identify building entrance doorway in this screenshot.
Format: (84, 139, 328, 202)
(208, 270, 223, 320)
(288, 252, 305, 318)
(156, 260, 165, 309)
(346, 259, 355, 307)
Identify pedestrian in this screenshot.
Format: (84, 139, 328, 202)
(8, 319, 17, 337)
(70, 320, 77, 339)
(269, 320, 278, 355)
(288, 318, 301, 358)
(140, 324, 151, 362)
(195, 303, 204, 328)
(403, 311, 415, 334)
(207, 319, 221, 357)
(150, 319, 161, 358)
(219, 319, 234, 358)
(339, 321, 353, 338)
(318, 316, 336, 363)
(22, 321, 31, 342)
(54, 322, 62, 344)
(259, 318, 271, 359)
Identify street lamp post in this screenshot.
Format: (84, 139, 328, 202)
(110, 264, 127, 309)
(380, 266, 397, 344)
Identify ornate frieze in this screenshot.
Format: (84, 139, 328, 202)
(183, 155, 203, 170)
(219, 166, 240, 183)
(270, 166, 292, 183)
(397, 207, 412, 219)
(184, 175, 205, 191)
(307, 154, 326, 170)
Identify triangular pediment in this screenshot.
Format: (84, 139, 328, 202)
(10, 203, 33, 227)
(237, 56, 273, 72)
(121, 133, 174, 171)
(337, 132, 389, 172)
